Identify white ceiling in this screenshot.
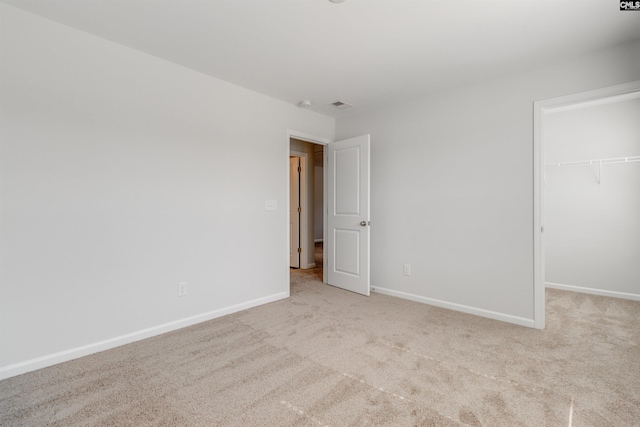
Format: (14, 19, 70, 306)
(3, 0, 640, 118)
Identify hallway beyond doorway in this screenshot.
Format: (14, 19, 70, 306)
(290, 242, 323, 284)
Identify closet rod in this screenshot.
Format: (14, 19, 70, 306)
(545, 155, 640, 168)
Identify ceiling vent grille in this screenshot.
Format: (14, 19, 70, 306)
(330, 101, 352, 110)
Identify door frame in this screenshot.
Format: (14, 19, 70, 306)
(286, 130, 332, 287)
(532, 79, 640, 329)
(289, 151, 312, 268)
(289, 156, 301, 268)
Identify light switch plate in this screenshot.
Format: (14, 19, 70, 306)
(265, 200, 277, 210)
(403, 264, 411, 276)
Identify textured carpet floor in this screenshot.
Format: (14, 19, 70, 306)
(1, 268, 639, 426)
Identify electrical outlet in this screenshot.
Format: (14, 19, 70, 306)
(403, 264, 411, 276)
(178, 281, 187, 297)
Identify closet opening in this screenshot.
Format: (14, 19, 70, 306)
(534, 81, 640, 328)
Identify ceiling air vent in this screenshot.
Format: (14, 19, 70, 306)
(330, 101, 352, 110)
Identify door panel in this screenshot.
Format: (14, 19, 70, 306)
(334, 229, 360, 275)
(335, 146, 360, 214)
(327, 135, 370, 295)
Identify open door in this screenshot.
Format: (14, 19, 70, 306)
(289, 157, 301, 268)
(327, 134, 370, 296)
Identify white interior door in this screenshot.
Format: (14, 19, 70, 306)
(327, 134, 370, 295)
(290, 157, 301, 268)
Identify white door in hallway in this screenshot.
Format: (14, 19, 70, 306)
(327, 134, 370, 296)
(290, 157, 301, 268)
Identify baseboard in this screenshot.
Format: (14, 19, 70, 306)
(371, 286, 535, 328)
(314, 239, 323, 243)
(0, 292, 288, 381)
(302, 263, 316, 269)
(546, 282, 640, 301)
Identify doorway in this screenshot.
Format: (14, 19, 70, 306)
(287, 130, 372, 297)
(290, 137, 326, 282)
(533, 80, 640, 328)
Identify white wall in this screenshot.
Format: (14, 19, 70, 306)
(0, 4, 334, 377)
(336, 39, 640, 326)
(544, 98, 640, 298)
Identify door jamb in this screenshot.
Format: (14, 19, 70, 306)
(533, 80, 640, 329)
(289, 156, 302, 268)
(290, 151, 311, 268)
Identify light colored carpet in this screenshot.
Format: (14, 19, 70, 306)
(1, 268, 639, 426)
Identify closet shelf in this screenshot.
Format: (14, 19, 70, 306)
(545, 156, 640, 168)
(544, 155, 639, 185)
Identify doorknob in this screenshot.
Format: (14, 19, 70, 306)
(360, 221, 367, 226)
